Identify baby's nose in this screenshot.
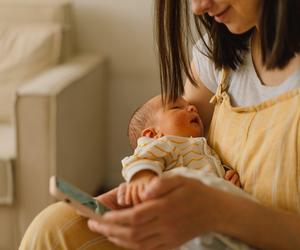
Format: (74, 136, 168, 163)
(187, 105, 198, 113)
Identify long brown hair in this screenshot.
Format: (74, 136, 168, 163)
(155, 0, 300, 103)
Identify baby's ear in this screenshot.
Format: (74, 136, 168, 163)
(142, 128, 158, 138)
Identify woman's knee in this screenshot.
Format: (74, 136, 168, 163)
(20, 202, 124, 250)
(19, 202, 77, 249)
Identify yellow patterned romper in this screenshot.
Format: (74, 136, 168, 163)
(122, 136, 226, 182)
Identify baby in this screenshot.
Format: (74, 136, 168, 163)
(118, 95, 241, 206)
(117, 95, 255, 250)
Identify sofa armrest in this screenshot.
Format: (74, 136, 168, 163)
(15, 53, 107, 235)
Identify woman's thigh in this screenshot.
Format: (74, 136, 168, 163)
(19, 202, 124, 250)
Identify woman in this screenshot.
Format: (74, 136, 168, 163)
(20, 0, 300, 249)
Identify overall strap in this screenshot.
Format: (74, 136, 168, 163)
(210, 68, 230, 105)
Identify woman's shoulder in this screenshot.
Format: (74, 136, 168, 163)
(192, 38, 250, 92)
(192, 39, 219, 94)
(192, 38, 252, 95)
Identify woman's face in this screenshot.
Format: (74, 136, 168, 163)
(191, 0, 261, 34)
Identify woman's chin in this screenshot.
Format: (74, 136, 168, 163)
(225, 23, 254, 35)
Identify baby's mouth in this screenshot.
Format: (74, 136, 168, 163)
(190, 116, 200, 125)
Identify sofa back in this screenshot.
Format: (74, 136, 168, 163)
(0, 0, 76, 123)
(0, 0, 76, 62)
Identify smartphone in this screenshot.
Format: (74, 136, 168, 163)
(49, 176, 110, 222)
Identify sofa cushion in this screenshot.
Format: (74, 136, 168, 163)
(0, 0, 71, 25)
(0, 23, 62, 123)
(0, 124, 15, 204)
(0, 0, 75, 62)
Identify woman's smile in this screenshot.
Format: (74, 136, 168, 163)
(212, 6, 231, 23)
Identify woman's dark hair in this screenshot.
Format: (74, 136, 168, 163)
(155, 0, 300, 103)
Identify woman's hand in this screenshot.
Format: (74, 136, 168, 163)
(88, 175, 225, 250)
(95, 187, 126, 210)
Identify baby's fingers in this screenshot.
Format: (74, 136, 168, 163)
(125, 184, 133, 206)
(131, 185, 142, 205)
(117, 183, 127, 206)
(133, 183, 146, 205)
(235, 178, 241, 188)
(230, 174, 239, 186)
(224, 169, 235, 180)
(138, 183, 145, 200)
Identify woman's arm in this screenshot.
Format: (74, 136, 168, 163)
(184, 60, 215, 135)
(89, 176, 300, 250)
(217, 188, 300, 250)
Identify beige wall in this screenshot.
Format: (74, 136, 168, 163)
(72, 0, 160, 187)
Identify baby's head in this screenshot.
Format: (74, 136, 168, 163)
(128, 95, 204, 149)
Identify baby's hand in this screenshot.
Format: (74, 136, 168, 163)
(224, 169, 241, 188)
(117, 170, 157, 206)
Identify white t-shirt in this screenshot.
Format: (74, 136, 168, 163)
(192, 40, 300, 107)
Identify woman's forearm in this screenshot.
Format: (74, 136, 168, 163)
(91, 177, 300, 250)
(216, 191, 300, 250)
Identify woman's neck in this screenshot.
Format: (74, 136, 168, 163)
(251, 30, 300, 86)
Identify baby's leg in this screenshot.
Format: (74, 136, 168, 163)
(19, 202, 124, 250)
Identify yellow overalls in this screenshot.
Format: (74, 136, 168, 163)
(208, 69, 300, 213)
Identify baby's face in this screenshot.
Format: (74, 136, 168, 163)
(152, 96, 204, 138)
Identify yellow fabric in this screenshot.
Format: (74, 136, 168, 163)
(208, 69, 300, 212)
(19, 202, 125, 250)
(122, 136, 225, 181)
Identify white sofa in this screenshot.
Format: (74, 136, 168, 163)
(0, 1, 107, 249)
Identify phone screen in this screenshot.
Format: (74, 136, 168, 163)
(56, 178, 110, 214)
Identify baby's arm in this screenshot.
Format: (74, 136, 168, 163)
(224, 169, 241, 187)
(120, 138, 176, 205)
(117, 170, 158, 206)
